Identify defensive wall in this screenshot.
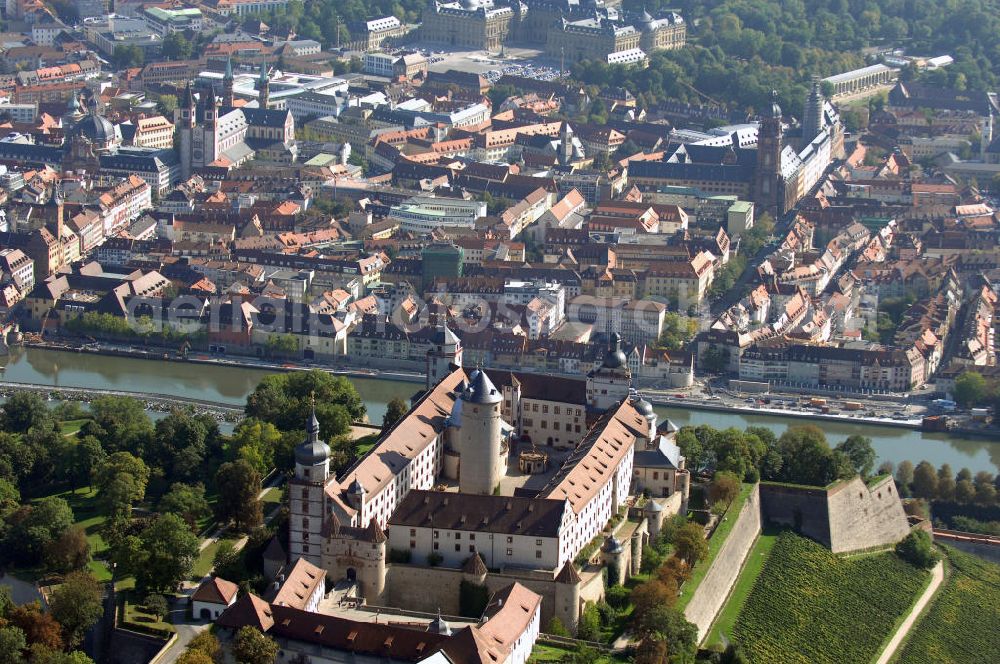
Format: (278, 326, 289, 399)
(382, 562, 604, 629)
(759, 475, 910, 553)
(684, 483, 762, 641)
(686, 476, 911, 642)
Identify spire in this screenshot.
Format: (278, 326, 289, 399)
(257, 64, 270, 108)
(307, 391, 320, 441)
(223, 59, 235, 107)
(181, 82, 195, 109)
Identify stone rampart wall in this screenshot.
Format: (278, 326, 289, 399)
(684, 483, 762, 642)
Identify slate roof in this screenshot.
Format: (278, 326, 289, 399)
(389, 490, 567, 538)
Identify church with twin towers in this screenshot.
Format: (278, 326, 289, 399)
(175, 60, 297, 180)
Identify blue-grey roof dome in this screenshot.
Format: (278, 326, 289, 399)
(769, 90, 782, 118)
(294, 407, 329, 465)
(429, 611, 453, 635)
(602, 535, 623, 554)
(632, 396, 654, 417)
(75, 112, 116, 143)
(602, 332, 627, 369)
(294, 437, 330, 465)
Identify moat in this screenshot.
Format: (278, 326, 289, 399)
(2, 347, 997, 474)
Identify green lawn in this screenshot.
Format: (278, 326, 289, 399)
(894, 545, 1000, 664)
(731, 531, 928, 664)
(356, 433, 380, 456)
(705, 528, 780, 646)
(676, 483, 754, 611)
(59, 418, 90, 437)
(262, 486, 284, 505)
(528, 643, 628, 664)
(38, 486, 108, 554)
(192, 537, 239, 580)
(121, 591, 175, 635)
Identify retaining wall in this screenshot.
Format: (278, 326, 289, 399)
(684, 483, 762, 642)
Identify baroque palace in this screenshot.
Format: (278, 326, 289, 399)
(421, 0, 686, 63)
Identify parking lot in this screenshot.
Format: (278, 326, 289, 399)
(399, 44, 562, 81)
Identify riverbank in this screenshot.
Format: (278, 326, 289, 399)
(18, 339, 938, 435)
(20, 339, 427, 385)
(0, 380, 243, 421)
(3, 344, 998, 473)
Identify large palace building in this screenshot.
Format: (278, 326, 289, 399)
(420, 0, 686, 62)
(285, 331, 690, 631)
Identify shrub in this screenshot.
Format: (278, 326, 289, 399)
(546, 616, 570, 636)
(426, 552, 443, 567)
(459, 580, 489, 618)
(576, 603, 601, 641)
(605, 584, 631, 610)
(388, 548, 411, 563)
(895, 530, 940, 570)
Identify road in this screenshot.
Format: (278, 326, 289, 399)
(873, 559, 944, 664)
(159, 476, 285, 663)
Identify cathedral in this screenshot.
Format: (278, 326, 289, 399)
(175, 60, 297, 180)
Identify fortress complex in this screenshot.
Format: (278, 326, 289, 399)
(287, 332, 690, 630)
(421, 0, 686, 63)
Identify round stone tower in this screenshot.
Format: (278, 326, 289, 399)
(554, 562, 582, 634)
(458, 369, 505, 495)
(601, 535, 626, 586)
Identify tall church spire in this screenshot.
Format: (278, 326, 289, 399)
(257, 64, 270, 108)
(223, 57, 235, 107)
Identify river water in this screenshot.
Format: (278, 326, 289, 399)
(2, 348, 997, 474)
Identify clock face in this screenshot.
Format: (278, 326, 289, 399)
(193, 149, 203, 160)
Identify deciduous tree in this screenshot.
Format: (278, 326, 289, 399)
(158, 483, 211, 531)
(835, 435, 876, 479)
(708, 471, 741, 508)
(49, 571, 104, 648)
(45, 525, 91, 573)
(7, 602, 63, 651)
(912, 461, 939, 500)
(673, 522, 708, 566)
(135, 513, 200, 593)
(0, 626, 26, 664)
(214, 460, 263, 533)
(383, 397, 408, 429)
(232, 625, 279, 664)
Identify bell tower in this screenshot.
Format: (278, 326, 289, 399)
(289, 400, 330, 566)
(222, 57, 235, 108)
(754, 90, 784, 219)
(257, 65, 270, 108)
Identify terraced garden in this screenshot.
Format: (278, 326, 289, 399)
(731, 532, 929, 664)
(894, 545, 1000, 663)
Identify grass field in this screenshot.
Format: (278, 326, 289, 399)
(527, 643, 628, 664)
(121, 591, 175, 634)
(705, 528, 780, 646)
(894, 545, 1000, 664)
(59, 418, 90, 437)
(731, 531, 928, 664)
(191, 537, 240, 580)
(676, 483, 754, 611)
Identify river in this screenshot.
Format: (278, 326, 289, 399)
(1, 348, 997, 474)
